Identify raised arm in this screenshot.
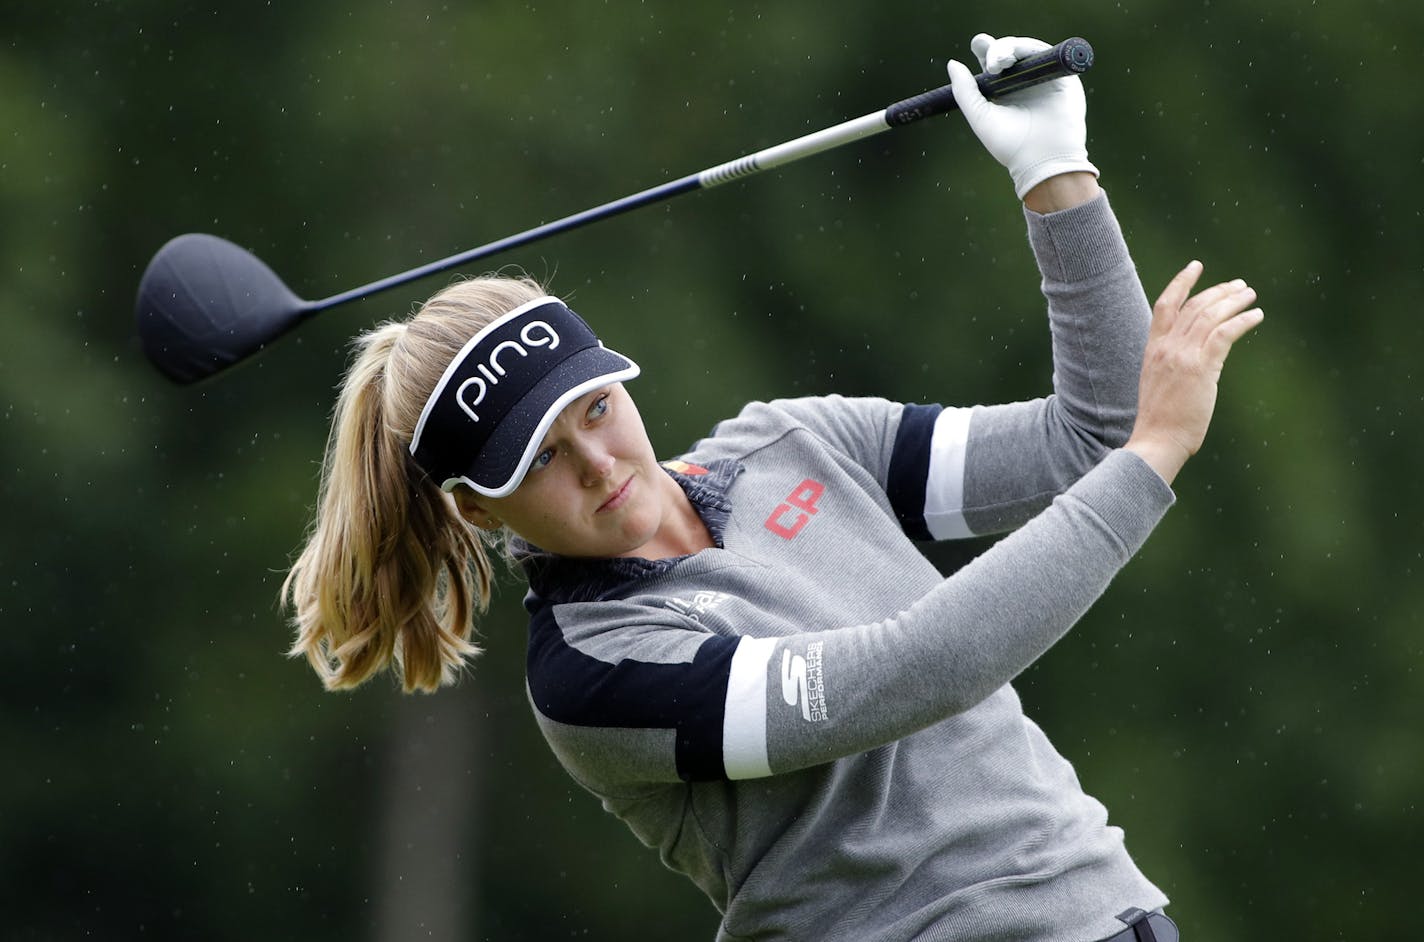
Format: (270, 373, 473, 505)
(899, 35, 1150, 539)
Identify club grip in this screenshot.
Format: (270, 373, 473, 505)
(884, 37, 1094, 126)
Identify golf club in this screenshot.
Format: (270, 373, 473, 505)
(136, 37, 1094, 384)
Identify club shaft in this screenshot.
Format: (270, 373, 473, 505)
(312, 174, 705, 311)
(311, 113, 889, 311)
(309, 37, 1092, 312)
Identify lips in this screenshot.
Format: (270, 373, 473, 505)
(597, 476, 634, 513)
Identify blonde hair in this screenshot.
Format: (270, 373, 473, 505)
(282, 274, 548, 693)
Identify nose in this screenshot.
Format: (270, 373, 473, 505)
(576, 441, 615, 487)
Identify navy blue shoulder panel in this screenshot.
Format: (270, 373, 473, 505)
(526, 604, 739, 782)
(886, 402, 941, 541)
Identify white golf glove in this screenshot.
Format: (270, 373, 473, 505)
(947, 33, 1098, 199)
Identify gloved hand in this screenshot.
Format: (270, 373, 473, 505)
(947, 34, 1098, 200)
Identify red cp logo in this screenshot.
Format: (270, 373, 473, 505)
(764, 478, 826, 540)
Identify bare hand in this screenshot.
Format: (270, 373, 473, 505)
(1125, 261, 1263, 484)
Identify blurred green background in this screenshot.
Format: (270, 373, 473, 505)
(5, 1, 1420, 939)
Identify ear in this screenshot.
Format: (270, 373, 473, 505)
(452, 485, 502, 531)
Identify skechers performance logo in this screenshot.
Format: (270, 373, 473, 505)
(781, 642, 827, 722)
(455, 320, 560, 423)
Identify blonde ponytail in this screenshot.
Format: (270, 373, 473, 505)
(282, 274, 548, 693)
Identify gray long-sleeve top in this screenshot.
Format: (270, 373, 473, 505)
(520, 193, 1175, 941)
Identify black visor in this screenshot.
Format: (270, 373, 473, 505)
(408, 297, 639, 496)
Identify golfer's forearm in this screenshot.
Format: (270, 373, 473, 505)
(1027, 191, 1151, 448)
(756, 448, 1173, 776)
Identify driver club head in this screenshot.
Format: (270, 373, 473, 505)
(135, 233, 309, 384)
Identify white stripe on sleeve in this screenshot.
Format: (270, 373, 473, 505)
(924, 406, 975, 540)
(722, 635, 779, 779)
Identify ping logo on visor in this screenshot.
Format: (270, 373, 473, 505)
(408, 296, 639, 497)
(453, 318, 561, 424)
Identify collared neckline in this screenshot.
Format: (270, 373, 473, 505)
(518, 458, 742, 606)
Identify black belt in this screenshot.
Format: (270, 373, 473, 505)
(1102, 908, 1179, 942)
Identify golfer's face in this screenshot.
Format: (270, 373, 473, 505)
(477, 384, 667, 558)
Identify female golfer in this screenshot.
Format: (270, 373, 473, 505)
(284, 34, 1260, 942)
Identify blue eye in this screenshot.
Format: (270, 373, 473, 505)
(531, 447, 555, 470)
(588, 394, 609, 420)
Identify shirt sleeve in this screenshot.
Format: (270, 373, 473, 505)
(526, 603, 742, 786)
(527, 448, 1173, 787)
(894, 191, 1154, 541)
